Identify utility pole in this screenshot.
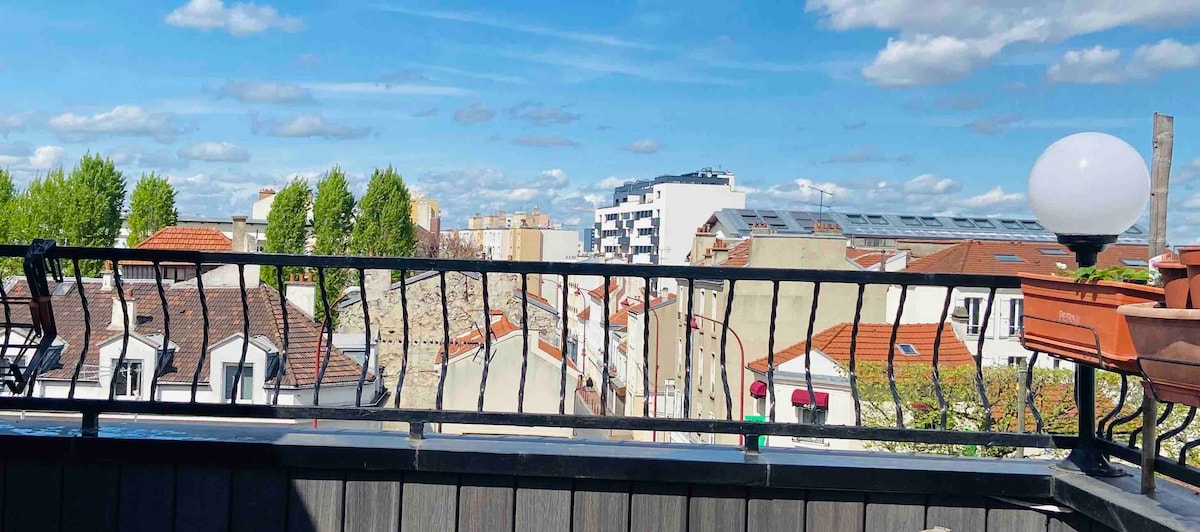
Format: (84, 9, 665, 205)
(1143, 112, 1173, 494)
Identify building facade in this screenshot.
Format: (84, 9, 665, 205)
(593, 168, 745, 267)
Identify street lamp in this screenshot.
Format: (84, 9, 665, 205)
(1028, 132, 1150, 476)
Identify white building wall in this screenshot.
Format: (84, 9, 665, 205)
(540, 229, 580, 261)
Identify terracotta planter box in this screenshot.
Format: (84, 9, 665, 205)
(1019, 273, 1164, 372)
(1119, 302, 1200, 408)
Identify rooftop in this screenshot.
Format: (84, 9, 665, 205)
(748, 322, 974, 373)
(905, 240, 1150, 275)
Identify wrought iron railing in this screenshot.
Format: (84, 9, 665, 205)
(0, 241, 1197, 489)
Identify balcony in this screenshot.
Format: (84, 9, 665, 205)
(0, 241, 1197, 531)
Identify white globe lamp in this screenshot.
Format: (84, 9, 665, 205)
(1028, 132, 1150, 267)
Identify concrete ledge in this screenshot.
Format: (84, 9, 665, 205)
(1053, 467, 1200, 532)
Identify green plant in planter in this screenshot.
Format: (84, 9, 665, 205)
(1054, 266, 1150, 284)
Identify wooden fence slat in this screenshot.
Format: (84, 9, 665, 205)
(175, 466, 232, 532)
(689, 485, 746, 532)
(515, 477, 572, 532)
(344, 471, 402, 532)
(630, 483, 687, 532)
(865, 493, 924, 532)
(6, 460, 62, 532)
(230, 466, 288, 532)
(926, 496, 986, 532)
(60, 462, 118, 532)
(806, 491, 864, 532)
(119, 463, 175, 532)
(746, 487, 805, 532)
(573, 479, 629, 532)
(288, 468, 344, 532)
(986, 500, 1049, 532)
(401, 472, 457, 532)
(458, 475, 514, 532)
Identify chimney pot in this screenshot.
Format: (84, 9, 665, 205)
(232, 216, 248, 253)
(258, 188, 275, 201)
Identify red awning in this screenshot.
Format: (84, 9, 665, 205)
(791, 389, 829, 408)
(749, 381, 767, 398)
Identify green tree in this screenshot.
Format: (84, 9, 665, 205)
(125, 173, 179, 247)
(10, 168, 71, 245)
(61, 154, 126, 275)
(311, 166, 355, 322)
(0, 168, 17, 243)
(261, 178, 312, 285)
(351, 166, 415, 280)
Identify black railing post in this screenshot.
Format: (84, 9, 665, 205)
(1059, 237, 1123, 477)
(81, 407, 99, 437)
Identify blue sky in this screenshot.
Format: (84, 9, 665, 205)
(2, 1, 1200, 241)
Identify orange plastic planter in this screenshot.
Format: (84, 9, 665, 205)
(1119, 302, 1200, 408)
(1019, 273, 1164, 373)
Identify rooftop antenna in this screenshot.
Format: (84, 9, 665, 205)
(805, 185, 835, 222)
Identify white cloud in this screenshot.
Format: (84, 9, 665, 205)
(597, 176, 630, 188)
(165, 0, 302, 36)
(903, 173, 961, 195)
(261, 114, 371, 140)
(806, 0, 1200, 86)
(624, 139, 662, 154)
(178, 141, 251, 162)
(410, 167, 597, 223)
(0, 111, 33, 136)
(960, 187, 1025, 208)
(378, 6, 661, 51)
(1046, 46, 1124, 83)
(507, 102, 580, 126)
(302, 82, 472, 97)
(28, 146, 66, 169)
(215, 80, 314, 104)
(965, 114, 1022, 135)
(48, 105, 191, 143)
(454, 104, 496, 125)
(1183, 193, 1200, 209)
(1047, 40, 1200, 84)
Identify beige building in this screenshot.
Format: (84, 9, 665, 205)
(668, 227, 888, 445)
(411, 197, 440, 233)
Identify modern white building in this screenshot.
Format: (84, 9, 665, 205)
(593, 168, 745, 268)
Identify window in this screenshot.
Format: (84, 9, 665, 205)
(965, 298, 983, 335)
(846, 214, 867, 225)
(896, 343, 919, 356)
(899, 216, 921, 227)
(1122, 259, 1149, 267)
(867, 215, 888, 225)
(697, 348, 704, 390)
(224, 365, 254, 401)
(637, 227, 653, 236)
(919, 217, 942, 227)
(798, 405, 828, 425)
(972, 218, 995, 228)
(697, 290, 706, 314)
(952, 218, 975, 228)
(1124, 226, 1143, 234)
(994, 253, 1024, 262)
(1038, 248, 1068, 256)
(605, 213, 618, 221)
(709, 352, 715, 396)
(1008, 298, 1024, 336)
(860, 238, 889, 248)
(1021, 220, 1044, 230)
(112, 360, 143, 397)
(1001, 220, 1022, 230)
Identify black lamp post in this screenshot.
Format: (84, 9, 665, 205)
(1029, 133, 1151, 477)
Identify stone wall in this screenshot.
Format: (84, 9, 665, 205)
(338, 271, 560, 409)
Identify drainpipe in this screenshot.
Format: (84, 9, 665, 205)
(690, 314, 747, 441)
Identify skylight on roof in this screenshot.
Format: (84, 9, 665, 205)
(899, 216, 921, 227)
(994, 253, 1024, 262)
(1122, 259, 1149, 267)
(1001, 220, 1022, 230)
(846, 214, 867, 225)
(919, 217, 942, 227)
(1124, 226, 1143, 234)
(1021, 221, 1044, 230)
(972, 219, 995, 228)
(952, 218, 974, 228)
(897, 343, 919, 356)
(1039, 248, 1068, 256)
(867, 215, 888, 225)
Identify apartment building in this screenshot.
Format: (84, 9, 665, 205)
(888, 240, 1151, 370)
(454, 207, 578, 262)
(668, 227, 889, 445)
(593, 168, 745, 268)
(411, 197, 440, 233)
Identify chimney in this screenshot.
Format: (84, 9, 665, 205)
(101, 270, 114, 291)
(258, 188, 275, 201)
(231, 216, 248, 253)
(283, 276, 316, 319)
(109, 291, 137, 332)
(750, 222, 770, 235)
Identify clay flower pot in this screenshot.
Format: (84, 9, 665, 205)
(1119, 302, 1200, 408)
(1182, 247, 1200, 309)
(1019, 273, 1164, 373)
(1158, 262, 1190, 309)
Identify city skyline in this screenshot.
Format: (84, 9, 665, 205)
(1, 1, 1199, 240)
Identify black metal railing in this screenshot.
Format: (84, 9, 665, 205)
(0, 241, 1198, 489)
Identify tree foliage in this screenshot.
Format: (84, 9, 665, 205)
(126, 172, 178, 247)
(416, 231, 481, 259)
(261, 178, 311, 286)
(311, 166, 355, 323)
(351, 165, 415, 258)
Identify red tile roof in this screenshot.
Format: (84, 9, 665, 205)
(608, 295, 675, 326)
(747, 322, 974, 373)
(719, 240, 752, 267)
(577, 306, 590, 320)
(7, 279, 367, 387)
(904, 240, 1149, 276)
(537, 339, 578, 371)
(122, 227, 234, 266)
(438, 315, 522, 360)
(846, 248, 897, 270)
(587, 279, 619, 300)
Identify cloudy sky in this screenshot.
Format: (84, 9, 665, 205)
(3, 1, 1200, 240)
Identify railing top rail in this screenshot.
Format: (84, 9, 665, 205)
(0, 244, 1023, 288)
